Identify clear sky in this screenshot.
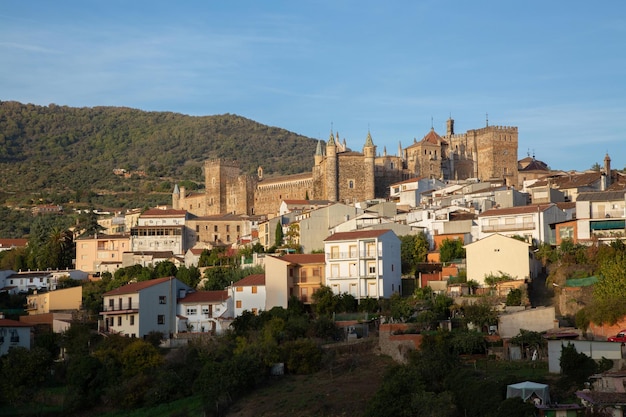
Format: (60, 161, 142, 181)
(2, 1, 625, 172)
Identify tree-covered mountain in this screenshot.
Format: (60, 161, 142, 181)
(0, 101, 319, 208)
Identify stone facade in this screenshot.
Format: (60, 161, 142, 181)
(173, 119, 519, 217)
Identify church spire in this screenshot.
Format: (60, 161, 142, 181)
(364, 130, 374, 147)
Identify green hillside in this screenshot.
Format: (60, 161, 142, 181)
(0, 101, 318, 208)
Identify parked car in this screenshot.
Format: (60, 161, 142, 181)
(608, 330, 626, 342)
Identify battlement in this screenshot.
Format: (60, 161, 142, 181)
(469, 125, 518, 134)
(205, 158, 240, 167)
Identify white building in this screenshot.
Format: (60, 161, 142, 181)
(130, 208, 189, 256)
(324, 229, 401, 299)
(0, 314, 32, 356)
(176, 290, 233, 335)
(230, 274, 266, 317)
(0, 269, 88, 294)
(101, 276, 191, 339)
(477, 203, 567, 245)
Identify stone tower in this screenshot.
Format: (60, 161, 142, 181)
(325, 131, 338, 202)
(363, 131, 376, 200)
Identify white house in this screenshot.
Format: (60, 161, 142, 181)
(477, 203, 567, 245)
(464, 233, 533, 287)
(0, 269, 88, 294)
(176, 290, 233, 335)
(101, 277, 191, 339)
(0, 314, 32, 356)
(324, 229, 401, 299)
(130, 208, 189, 256)
(389, 177, 445, 207)
(230, 274, 266, 317)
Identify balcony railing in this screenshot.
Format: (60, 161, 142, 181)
(102, 303, 140, 313)
(481, 222, 535, 233)
(327, 250, 382, 260)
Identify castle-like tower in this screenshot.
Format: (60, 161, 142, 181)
(174, 118, 519, 218)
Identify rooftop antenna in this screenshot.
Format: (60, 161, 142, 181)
(486, 113, 489, 127)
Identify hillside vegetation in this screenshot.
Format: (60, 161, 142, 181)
(0, 101, 318, 208)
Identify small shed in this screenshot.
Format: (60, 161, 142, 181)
(506, 381, 550, 405)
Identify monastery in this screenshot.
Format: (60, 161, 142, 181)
(173, 118, 519, 217)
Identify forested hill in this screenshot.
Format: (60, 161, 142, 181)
(0, 101, 318, 207)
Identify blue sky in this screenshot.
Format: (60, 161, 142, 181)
(2, 1, 625, 172)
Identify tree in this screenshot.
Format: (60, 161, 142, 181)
(439, 238, 465, 263)
(560, 343, 597, 386)
(275, 222, 284, 247)
(74, 209, 105, 238)
(589, 253, 626, 324)
(400, 233, 429, 277)
(284, 223, 301, 252)
(311, 285, 339, 317)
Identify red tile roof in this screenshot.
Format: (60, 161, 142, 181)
(479, 204, 555, 217)
(179, 290, 229, 303)
(234, 274, 265, 287)
(273, 254, 326, 264)
(103, 276, 174, 296)
(324, 229, 392, 241)
(0, 239, 28, 248)
(0, 318, 32, 327)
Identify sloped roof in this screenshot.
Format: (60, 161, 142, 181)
(519, 159, 549, 172)
(234, 273, 265, 287)
(0, 318, 32, 328)
(273, 254, 326, 265)
(103, 276, 174, 296)
(179, 290, 229, 303)
(577, 191, 626, 202)
(0, 239, 28, 248)
(324, 229, 393, 241)
(528, 172, 601, 190)
(479, 204, 555, 217)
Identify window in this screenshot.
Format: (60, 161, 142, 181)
(236, 300, 242, 308)
(349, 263, 357, 277)
(251, 308, 258, 315)
(300, 269, 307, 283)
(157, 315, 165, 325)
(130, 315, 135, 325)
(348, 180, 354, 189)
(109, 299, 114, 309)
(252, 286, 258, 294)
(368, 262, 376, 275)
(117, 316, 122, 326)
(349, 245, 357, 258)
(366, 242, 376, 257)
(159, 296, 166, 304)
(196, 225, 200, 232)
(227, 235, 230, 242)
(236, 287, 243, 292)
(226, 225, 230, 232)
(330, 246, 339, 259)
(214, 225, 218, 232)
(331, 264, 340, 278)
(236, 225, 240, 232)
(186, 307, 197, 315)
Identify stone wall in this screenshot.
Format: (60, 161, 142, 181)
(378, 323, 423, 363)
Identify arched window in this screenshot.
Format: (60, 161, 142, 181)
(348, 180, 354, 189)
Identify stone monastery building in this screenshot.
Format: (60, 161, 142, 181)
(173, 118, 519, 217)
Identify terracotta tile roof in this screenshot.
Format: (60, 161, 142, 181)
(273, 254, 326, 264)
(0, 318, 32, 327)
(234, 274, 265, 287)
(324, 229, 392, 241)
(188, 248, 205, 255)
(103, 276, 174, 296)
(479, 204, 555, 217)
(0, 239, 28, 248)
(528, 172, 601, 190)
(179, 290, 229, 303)
(141, 209, 187, 217)
(577, 191, 626, 202)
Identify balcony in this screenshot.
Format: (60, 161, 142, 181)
(327, 250, 383, 260)
(481, 222, 535, 233)
(102, 303, 140, 314)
